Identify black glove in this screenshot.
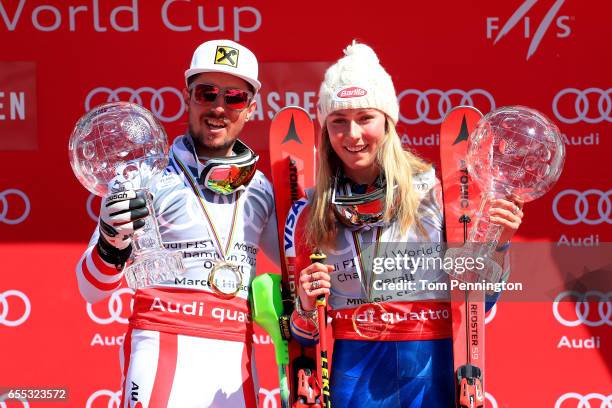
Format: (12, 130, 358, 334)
(96, 190, 149, 266)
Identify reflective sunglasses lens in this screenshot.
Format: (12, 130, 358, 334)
(205, 164, 256, 195)
(193, 84, 219, 104)
(332, 198, 385, 226)
(224, 89, 250, 110)
(353, 200, 384, 214)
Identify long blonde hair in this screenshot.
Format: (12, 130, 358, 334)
(306, 117, 431, 249)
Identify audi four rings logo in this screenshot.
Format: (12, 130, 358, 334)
(485, 304, 497, 325)
(259, 387, 280, 408)
(0, 189, 31, 225)
(397, 89, 496, 125)
(552, 189, 611, 225)
(86, 390, 121, 408)
(0, 290, 31, 327)
(85, 87, 185, 122)
(86, 288, 134, 325)
(553, 291, 611, 327)
(553, 88, 612, 124)
(486, 392, 498, 408)
(555, 392, 611, 408)
(87, 193, 100, 222)
(0, 393, 30, 407)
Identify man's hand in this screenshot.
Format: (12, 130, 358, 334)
(97, 190, 149, 266)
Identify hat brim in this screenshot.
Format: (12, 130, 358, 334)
(184, 68, 261, 93)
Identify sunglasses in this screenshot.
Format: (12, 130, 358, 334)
(331, 185, 386, 227)
(331, 173, 396, 227)
(188, 83, 253, 111)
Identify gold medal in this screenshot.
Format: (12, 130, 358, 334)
(174, 153, 246, 299)
(351, 302, 388, 340)
(209, 261, 243, 299)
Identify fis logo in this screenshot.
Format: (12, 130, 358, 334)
(486, 0, 573, 60)
(215, 46, 239, 67)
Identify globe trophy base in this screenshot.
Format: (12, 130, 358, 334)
(443, 244, 502, 284)
(124, 249, 184, 289)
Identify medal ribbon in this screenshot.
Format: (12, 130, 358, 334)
(351, 227, 383, 299)
(341, 182, 385, 297)
(173, 150, 241, 260)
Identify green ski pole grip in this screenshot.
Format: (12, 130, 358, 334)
(251, 273, 289, 366)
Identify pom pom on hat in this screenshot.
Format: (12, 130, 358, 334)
(317, 41, 399, 126)
(342, 41, 380, 63)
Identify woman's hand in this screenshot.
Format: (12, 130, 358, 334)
(297, 263, 333, 311)
(489, 197, 525, 245)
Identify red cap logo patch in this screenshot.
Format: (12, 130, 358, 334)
(336, 87, 367, 99)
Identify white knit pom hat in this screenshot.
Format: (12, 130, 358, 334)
(316, 41, 399, 127)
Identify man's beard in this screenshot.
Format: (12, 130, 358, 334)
(188, 123, 235, 154)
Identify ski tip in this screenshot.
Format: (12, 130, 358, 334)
(442, 105, 483, 122)
(272, 105, 311, 120)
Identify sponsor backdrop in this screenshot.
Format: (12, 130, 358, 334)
(0, 0, 610, 407)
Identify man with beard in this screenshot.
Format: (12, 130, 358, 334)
(76, 39, 279, 407)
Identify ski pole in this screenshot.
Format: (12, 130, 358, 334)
(250, 273, 291, 408)
(310, 250, 331, 408)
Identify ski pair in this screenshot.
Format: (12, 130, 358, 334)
(255, 105, 488, 408)
(256, 106, 326, 408)
(440, 106, 487, 408)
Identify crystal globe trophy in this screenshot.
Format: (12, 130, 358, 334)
(444, 106, 565, 283)
(68, 102, 185, 289)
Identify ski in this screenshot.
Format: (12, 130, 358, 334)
(268, 106, 320, 407)
(439, 106, 486, 408)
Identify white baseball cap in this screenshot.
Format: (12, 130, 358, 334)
(184, 39, 261, 92)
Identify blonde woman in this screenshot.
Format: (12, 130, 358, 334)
(288, 42, 524, 407)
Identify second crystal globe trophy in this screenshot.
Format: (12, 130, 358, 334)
(444, 106, 565, 284)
